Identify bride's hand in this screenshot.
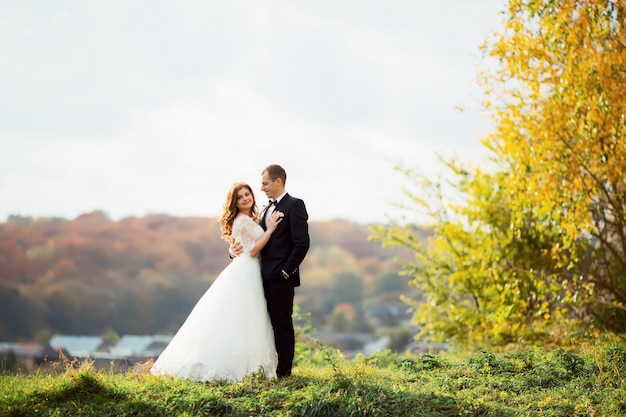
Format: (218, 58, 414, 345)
(266, 211, 283, 232)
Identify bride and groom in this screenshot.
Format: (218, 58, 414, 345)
(151, 164, 310, 382)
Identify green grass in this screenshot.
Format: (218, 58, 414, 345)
(2, 342, 626, 416)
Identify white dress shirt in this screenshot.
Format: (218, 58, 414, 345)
(265, 192, 287, 222)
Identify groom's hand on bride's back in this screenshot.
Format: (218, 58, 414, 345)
(229, 240, 243, 258)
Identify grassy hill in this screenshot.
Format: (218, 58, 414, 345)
(2, 342, 625, 416)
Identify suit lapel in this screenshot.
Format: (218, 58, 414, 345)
(275, 193, 289, 210)
(259, 193, 289, 230)
(260, 205, 269, 230)
(262, 194, 290, 230)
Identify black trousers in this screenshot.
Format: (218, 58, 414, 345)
(263, 278, 295, 377)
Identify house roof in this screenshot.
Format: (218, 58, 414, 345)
(0, 342, 63, 360)
(109, 334, 172, 357)
(49, 335, 104, 357)
(2, 334, 173, 360)
(0, 342, 42, 356)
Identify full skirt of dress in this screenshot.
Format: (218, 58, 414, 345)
(150, 255, 277, 382)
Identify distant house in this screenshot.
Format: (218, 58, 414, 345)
(49, 335, 106, 358)
(1, 334, 175, 373)
(362, 335, 390, 355)
(366, 303, 412, 327)
(405, 341, 448, 354)
(109, 334, 172, 359)
(313, 331, 374, 352)
(0, 342, 69, 372)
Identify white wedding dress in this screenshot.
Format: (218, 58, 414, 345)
(150, 215, 277, 382)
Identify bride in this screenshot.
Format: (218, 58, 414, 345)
(150, 182, 283, 382)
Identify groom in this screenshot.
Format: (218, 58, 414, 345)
(230, 164, 310, 378)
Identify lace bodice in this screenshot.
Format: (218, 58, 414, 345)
(232, 215, 264, 257)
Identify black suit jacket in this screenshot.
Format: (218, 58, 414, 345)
(260, 193, 310, 287)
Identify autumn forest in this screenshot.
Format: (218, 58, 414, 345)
(0, 211, 420, 343)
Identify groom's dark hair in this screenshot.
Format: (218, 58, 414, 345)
(263, 164, 287, 185)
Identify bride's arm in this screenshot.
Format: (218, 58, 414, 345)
(249, 212, 282, 258)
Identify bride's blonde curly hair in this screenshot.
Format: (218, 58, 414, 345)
(218, 182, 259, 242)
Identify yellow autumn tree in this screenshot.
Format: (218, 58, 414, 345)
(373, 0, 626, 347)
(482, 0, 626, 333)
(373, 160, 580, 347)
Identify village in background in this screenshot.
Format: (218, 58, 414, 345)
(0, 212, 442, 373)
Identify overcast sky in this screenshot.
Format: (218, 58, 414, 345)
(1, 0, 505, 225)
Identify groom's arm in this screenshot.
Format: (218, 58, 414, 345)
(284, 199, 310, 275)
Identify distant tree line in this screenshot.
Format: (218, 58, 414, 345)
(0, 212, 421, 343)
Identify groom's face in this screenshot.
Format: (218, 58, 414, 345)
(261, 171, 280, 200)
